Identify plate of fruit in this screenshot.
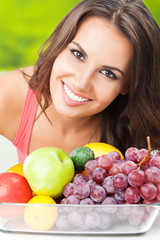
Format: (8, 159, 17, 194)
(0, 138, 160, 235)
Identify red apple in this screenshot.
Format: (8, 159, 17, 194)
(0, 172, 32, 218)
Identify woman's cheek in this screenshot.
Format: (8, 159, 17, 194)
(97, 86, 121, 106)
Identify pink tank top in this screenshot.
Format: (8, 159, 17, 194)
(13, 88, 38, 163)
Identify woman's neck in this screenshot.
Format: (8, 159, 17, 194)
(45, 103, 102, 141)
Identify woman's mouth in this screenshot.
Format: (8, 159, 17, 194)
(61, 81, 92, 106)
(64, 83, 90, 102)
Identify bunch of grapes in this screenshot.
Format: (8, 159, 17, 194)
(62, 148, 160, 205)
(56, 147, 160, 231)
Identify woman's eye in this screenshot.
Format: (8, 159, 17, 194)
(100, 70, 117, 80)
(70, 49, 85, 62)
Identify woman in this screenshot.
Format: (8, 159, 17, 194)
(0, 0, 160, 163)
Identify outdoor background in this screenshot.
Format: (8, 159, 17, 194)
(0, 0, 159, 72)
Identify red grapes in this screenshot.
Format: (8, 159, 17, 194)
(58, 148, 160, 230)
(61, 148, 160, 205)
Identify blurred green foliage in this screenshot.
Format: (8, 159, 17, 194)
(0, 0, 159, 71)
(144, 0, 160, 26)
(0, 0, 80, 71)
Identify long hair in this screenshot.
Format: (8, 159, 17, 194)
(28, 0, 160, 154)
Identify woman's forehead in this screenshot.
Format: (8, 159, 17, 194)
(72, 16, 133, 75)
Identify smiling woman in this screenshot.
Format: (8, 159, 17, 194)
(0, 0, 160, 163)
(49, 16, 132, 118)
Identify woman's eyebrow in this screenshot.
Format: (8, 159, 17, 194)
(71, 41, 88, 58)
(71, 41, 124, 76)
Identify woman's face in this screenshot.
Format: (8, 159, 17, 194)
(50, 16, 133, 118)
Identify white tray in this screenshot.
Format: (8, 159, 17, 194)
(0, 203, 159, 235)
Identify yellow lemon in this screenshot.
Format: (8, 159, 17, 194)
(7, 163, 24, 176)
(24, 195, 58, 231)
(85, 142, 124, 159)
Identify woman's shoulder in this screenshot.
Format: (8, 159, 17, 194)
(0, 66, 34, 87)
(0, 66, 34, 108)
(0, 66, 34, 140)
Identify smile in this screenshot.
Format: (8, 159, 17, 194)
(63, 83, 90, 102)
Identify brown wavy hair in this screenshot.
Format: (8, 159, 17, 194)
(28, 0, 160, 154)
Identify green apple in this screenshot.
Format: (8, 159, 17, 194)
(23, 147, 75, 198)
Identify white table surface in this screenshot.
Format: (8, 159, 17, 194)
(0, 212, 159, 240)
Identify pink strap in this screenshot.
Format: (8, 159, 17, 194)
(13, 88, 38, 163)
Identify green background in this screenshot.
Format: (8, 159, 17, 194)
(0, 0, 159, 71)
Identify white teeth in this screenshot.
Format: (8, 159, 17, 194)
(64, 84, 89, 102)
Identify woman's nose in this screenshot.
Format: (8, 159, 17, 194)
(72, 67, 93, 92)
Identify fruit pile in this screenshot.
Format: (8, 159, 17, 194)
(1, 141, 160, 232)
